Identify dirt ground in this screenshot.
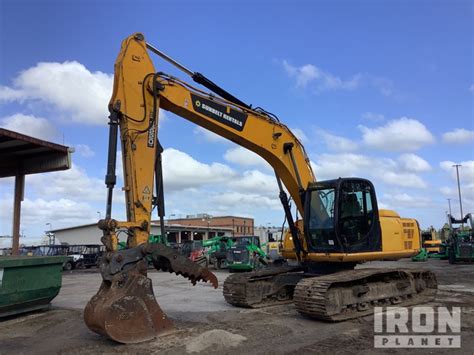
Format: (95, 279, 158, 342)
(1, 258, 473, 354)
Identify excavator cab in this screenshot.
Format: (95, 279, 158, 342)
(304, 178, 382, 254)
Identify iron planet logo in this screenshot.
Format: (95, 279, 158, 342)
(374, 306, 461, 348)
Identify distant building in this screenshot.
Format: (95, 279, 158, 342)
(50, 222, 232, 245)
(164, 214, 254, 237)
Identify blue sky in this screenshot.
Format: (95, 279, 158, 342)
(0, 0, 473, 244)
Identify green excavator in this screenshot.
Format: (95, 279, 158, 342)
(227, 236, 268, 272)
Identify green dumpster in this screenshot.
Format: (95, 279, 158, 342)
(0, 256, 67, 317)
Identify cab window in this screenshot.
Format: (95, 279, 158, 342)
(338, 181, 375, 242)
(308, 188, 337, 249)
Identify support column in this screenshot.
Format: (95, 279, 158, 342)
(12, 174, 25, 255)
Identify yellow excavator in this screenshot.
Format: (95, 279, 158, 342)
(84, 33, 437, 343)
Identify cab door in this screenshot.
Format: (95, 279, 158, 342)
(336, 179, 382, 252)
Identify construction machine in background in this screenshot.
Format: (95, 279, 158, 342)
(264, 240, 283, 261)
(421, 227, 442, 254)
(446, 213, 474, 264)
(181, 236, 235, 269)
(118, 234, 171, 250)
(180, 240, 208, 267)
(227, 236, 268, 272)
(203, 236, 234, 269)
(84, 33, 437, 344)
(411, 227, 442, 261)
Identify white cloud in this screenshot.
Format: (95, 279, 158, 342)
(193, 126, 227, 143)
(379, 171, 427, 189)
(1, 161, 126, 236)
(283, 60, 361, 91)
(291, 127, 308, 143)
(359, 117, 434, 152)
(398, 153, 431, 172)
(157, 109, 168, 128)
(370, 76, 394, 97)
(361, 112, 385, 122)
(382, 193, 431, 208)
(0, 196, 97, 235)
(442, 128, 474, 144)
(223, 146, 270, 170)
(312, 152, 427, 188)
(317, 130, 358, 152)
(440, 160, 474, 182)
(282, 61, 319, 88)
(440, 185, 474, 204)
(439, 161, 474, 210)
(0, 86, 24, 101)
(27, 165, 105, 202)
(227, 170, 277, 196)
(0, 113, 58, 142)
(439, 186, 453, 196)
(0, 61, 112, 125)
(312, 153, 373, 180)
(209, 192, 280, 211)
(282, 60, 394, 96)
(470, 84, 474, 93)
(162, 148, 235, 191)
(164, 188, 281, 220)
(22, 198, 97, 227)
(74, 144, 95, 157)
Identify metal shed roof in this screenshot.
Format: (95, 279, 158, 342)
(0, 128, 71, 177)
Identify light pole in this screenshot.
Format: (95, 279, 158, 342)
(447, 199, 452, 216)
(202, 216, 212, 239)
(453, 164, 464, 228)
(97, 211, 102, 219)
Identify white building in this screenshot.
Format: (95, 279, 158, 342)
(254, 226, 286, 244)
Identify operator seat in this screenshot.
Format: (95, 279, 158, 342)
(340, 193, 363, 243)
(341, 193, 362, 218)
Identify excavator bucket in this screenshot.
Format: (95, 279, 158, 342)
(84, 264, 173, 343)
(84, 244, 218, 344)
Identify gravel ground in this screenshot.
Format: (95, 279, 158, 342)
(0, 258, 473, 354)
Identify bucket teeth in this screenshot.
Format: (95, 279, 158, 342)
(148, 243, 218, 289)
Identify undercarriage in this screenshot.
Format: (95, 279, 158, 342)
(223, 265, 437, 321)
